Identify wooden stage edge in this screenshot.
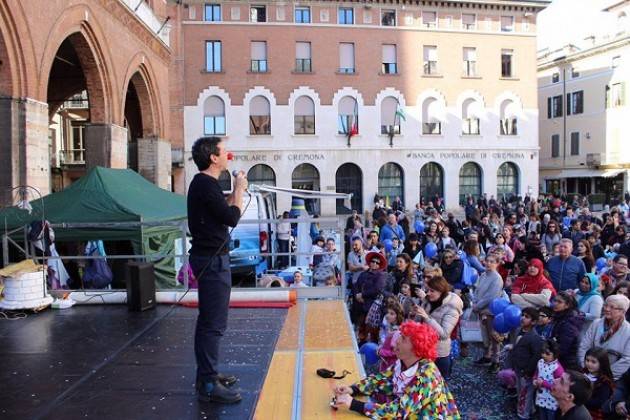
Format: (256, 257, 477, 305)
(254, 299, 365, 420)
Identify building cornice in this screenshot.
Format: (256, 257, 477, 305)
(537, 35, 630, 69)
(177, 0, 549, 12)
(98, 0, 171, 62)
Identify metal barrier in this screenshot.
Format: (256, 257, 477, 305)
(1, 216, 348, 299)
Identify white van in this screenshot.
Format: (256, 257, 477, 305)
(229, 191, 276, 283)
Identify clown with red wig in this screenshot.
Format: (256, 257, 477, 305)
(333, 321, 460, 418)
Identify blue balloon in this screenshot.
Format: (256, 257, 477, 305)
(503, 304, 522, 328)
(493, 313, 510, 334)
(383, 239, 393, 253)
(596, 257, 607, 271)
(464, 270, 479, 286)
(415, 220, 425, 234)
(360, 342, 379, 365)
(424, 242, 438, 259)
(490, 297, 510, 316)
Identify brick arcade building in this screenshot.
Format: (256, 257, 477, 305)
(0, 0, 174, 205)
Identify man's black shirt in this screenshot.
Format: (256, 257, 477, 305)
(187, 173, 241, 256)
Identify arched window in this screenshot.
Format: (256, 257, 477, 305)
(499, 99, 518, 135)
(336, 163, 363, 214)
(497, 162, 519, 199)
(419, 162, 444, 203)
(218, 170, 231, 191)
(294, 96, 315, 135)
(422, 97, 442, 135)
(247, 164, 276, 187)
(292, 163, 320, 215)
(378, 163, 404, 206)
(203, 96, 225, 135)
(459, 162, 482, 205)
(462, 98, 481, 135)
(338, 96, 358, 135)
(380, 96, 401, 135)
(249, 95, 271, 135)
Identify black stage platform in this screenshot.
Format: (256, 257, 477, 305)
(0, 304, 287, 420)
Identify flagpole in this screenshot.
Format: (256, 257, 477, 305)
(388, 98, 401, 148)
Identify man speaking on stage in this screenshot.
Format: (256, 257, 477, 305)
(187, 136, 247, 404)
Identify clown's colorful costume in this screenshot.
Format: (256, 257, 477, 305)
(349, 358, 460, 419)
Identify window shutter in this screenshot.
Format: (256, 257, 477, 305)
(250, 96, 270, 115)
(424, 46, 437, 61)
(547, 97, 552, 119)
(621, 82, 627, 106)
(566, 93, 572, 116)
(296, 42, 311, 59)
(295, 96, 314, 116)
(339, 43, 354, 69)
(381, 97, 397, 126)
(382, 44, 396, 64)
(339, 96, 356, 115)
(204, 96, 225, 116)
(251, 41, 266, 60)
(463, 47, 476, 61)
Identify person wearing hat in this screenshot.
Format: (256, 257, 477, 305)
(332, 321, 460, 418)
(354, 251, 388, 344)
(574, 273, 603, 334)
(578, 294, 630, 380)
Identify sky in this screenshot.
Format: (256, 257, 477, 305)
(536, 0, 619, 51)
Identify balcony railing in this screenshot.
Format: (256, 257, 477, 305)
(251, 60, 268, 73)
(500, 118, 518, 136)
(422, 122, 441, 135)
(59, 149, 85, 165)
(462, 118, 480, 135)
(423, 61, 438, 75)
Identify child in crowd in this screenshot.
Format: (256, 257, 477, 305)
(583, 347, 614, 420)
(387, 237, 404, 269)
(507, 307, 543, 420)
(535, 307, 554, 340)
(377, 302, 404, 372)
(310, 236, 325, 267)
(533, 340, 564, 420)
(397, 281, 412, 306)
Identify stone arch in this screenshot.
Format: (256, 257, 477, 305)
(455, 89, 486, 118)
(494, 91, 523, 117)
(0, 1, 34, 98)
(121, 55, 162, 137)
(331, 87, 365, 109)
(39, 5, 115, 123)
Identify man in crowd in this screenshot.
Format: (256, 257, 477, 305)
(347, 237, 367, 287)
(379, 213, 406, 243)
(550, 370, 593, 420)
(546, 239, 586, 292)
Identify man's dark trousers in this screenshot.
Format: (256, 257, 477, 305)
(190, 253, 231, 383)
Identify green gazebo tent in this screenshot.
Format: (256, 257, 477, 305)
(0, 167, 187, 288)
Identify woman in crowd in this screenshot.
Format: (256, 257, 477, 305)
(354, 251, 388, 344)
(489, 232, 515, 263)
(414, 276, 463, 379)
(510, 258, 556, 309)
(575, 239, 595, 273)
(390, 253, 416, 294)
(550, 291, 585, 370)
(421, 221, 440, 248)
(575, 273, 604, 334)
(462, 239, 486, 276)
(578, 294, 630, 380)
(541, 221, 562, 254)
(440, 249, 464, 291)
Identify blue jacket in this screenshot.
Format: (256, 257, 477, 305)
(545, 255, 586, 292)
(379, 223, 405, 243)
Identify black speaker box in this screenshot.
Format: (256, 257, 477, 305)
(126, 262, 156, 312)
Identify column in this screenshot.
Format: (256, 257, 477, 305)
(138, 136, 172, 190)
(84, 123, 128, 169)
(0, 97, 50, 206)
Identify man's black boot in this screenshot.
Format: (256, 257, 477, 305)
(196, 374, 238, 390)
(198, 380, 242, 404)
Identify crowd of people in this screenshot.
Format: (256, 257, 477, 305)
(344, 192, 630, 419)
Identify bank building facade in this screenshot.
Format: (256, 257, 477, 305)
(176, 0, 549, 216)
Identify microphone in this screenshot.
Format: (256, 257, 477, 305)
(232, 170, 251, 195)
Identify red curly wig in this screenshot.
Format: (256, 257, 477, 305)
(399, 321, 438, 360)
